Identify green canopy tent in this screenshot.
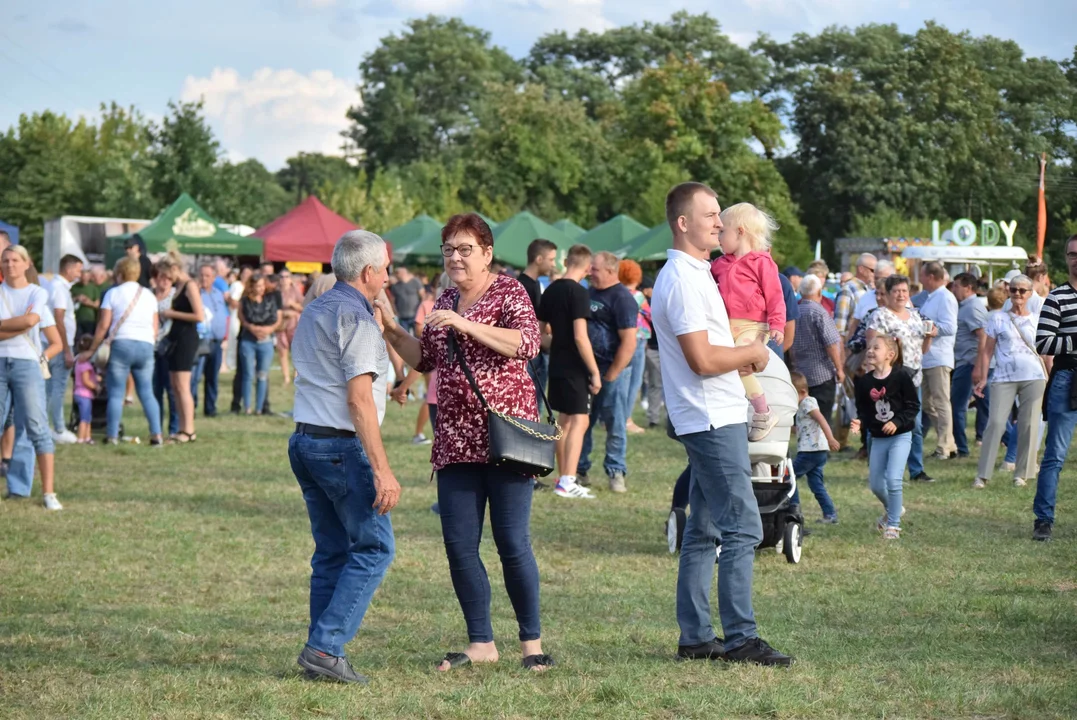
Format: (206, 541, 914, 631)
(387, 215, 444, 264)
(578, 214, 648, 253)
(106, 193, 262, 266)
(491, 211, 573, 268)
(553, 218, 587, 241)
(617, 222, 672, 262)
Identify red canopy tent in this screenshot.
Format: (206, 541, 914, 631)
(257, 196, 390, 264)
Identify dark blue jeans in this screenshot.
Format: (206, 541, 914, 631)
(579, 371, 629, 477)
(437, 463, 541, 643)
(1034, 370, 1077, 525)
(190, 339, 222, 415)
(676, 424, 763, 651)
(792, 450, 835, 518)
(288, 432, 395, 657)
(153, 349, 179, 436)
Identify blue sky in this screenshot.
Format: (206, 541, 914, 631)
(2, 0, 1073, 170)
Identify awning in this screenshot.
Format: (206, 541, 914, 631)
(256, 196, 358, 263)
(901, 246, 1028, 264)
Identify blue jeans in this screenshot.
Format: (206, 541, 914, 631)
(870, 431, 912, 528)
(46, 352, 69, 433)
(240, 338, 274, 413)
(1034, 370, 1077, 525)
(190, 339, 222, 415)
(153, 349, 179, 436)
(0, 358, 54, 497)
(620, 341, 646, 424)
(792, 450, 835, 518)
(579, 371, 629, 477)
(527, 352, 549, 410)
(106, 339, 161, 439)
(907, 384, 924, 477)
(438, 463, 541, 643)
(288, 432, 395, 657)
(676, 424, 763, 651)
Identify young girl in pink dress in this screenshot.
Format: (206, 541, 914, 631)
(709, 203, 786, 441)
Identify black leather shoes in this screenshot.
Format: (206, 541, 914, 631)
(723, 637, 794, 667)
(677, 639, 725, 660)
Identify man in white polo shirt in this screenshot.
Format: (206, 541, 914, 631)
(651, 182, 793, 667)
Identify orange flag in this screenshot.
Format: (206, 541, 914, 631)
(1036, 153, 1047, 260)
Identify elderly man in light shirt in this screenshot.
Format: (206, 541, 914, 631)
(288, 230, 401, 685)
(843, 259, 894, 344)
(918, 261, 959, 459)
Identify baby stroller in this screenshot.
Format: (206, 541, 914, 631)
(747, 349, 802, 563)
(664, 349, 803, 564)
(67, 370, 122, 438)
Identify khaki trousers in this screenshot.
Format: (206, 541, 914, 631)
(977, 379, 1045, 482)
(922, 366, 956, 455)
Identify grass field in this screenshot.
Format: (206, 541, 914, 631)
(2, 376, 1076, 719)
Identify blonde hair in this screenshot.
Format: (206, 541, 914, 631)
(986, 285, 1007, 311)
(1, 244, 31, 264)
(719, 203, 779, 252)
(115, 257, 141, 283)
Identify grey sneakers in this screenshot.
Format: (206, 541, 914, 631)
(297, 646, 369, 684)
(608, 472, 627, 493)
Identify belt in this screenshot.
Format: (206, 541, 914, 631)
(295, 422, 356, 438)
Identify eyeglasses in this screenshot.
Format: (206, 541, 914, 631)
(441, 243, 479, 258)
(1009, 287, 1030, 295)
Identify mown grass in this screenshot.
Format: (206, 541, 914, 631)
(1, 375, 1075, 719)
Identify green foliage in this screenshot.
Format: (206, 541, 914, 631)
(204, 159, 293, 230)
(275, 152, 355, 204)
(150, 100, 221, 209)
(848, 207, 937, 239)
(320, 169, 418, 234)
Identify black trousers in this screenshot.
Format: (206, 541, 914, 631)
(808, 378, 836, 431)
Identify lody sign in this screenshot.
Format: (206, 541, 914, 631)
(931, 218, 1017, 247)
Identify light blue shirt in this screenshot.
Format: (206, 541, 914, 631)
(200, 287, 229, 341)
(292, 282, 388, 432)
(921, 286, 958, 369)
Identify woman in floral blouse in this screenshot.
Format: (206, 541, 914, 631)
(866, 274, 935, 482)
(378, 213, 553, 673)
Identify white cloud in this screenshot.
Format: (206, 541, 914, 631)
(180, 67, 356, 170)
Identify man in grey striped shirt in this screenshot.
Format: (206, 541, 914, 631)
(1032, 234, 1077, 542)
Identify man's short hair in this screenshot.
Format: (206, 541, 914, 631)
(1066, 234, 1077, 254)
(665, 182, 717, 231)
(332, 230, 387, 283)
(856, 253, 877, 268)
(799, 274, 823, 297)
(807, 260, 829, 276)
(922, 261, 946, 280)
(198, 262, 215, 274)
(593, 251, 619, 271)
(564, 244, 592, 269)
(526, 239, 558, 265)
(59, 254, 83, 272)
(952, 272, 978, 290)
(0, 230, 10, 246)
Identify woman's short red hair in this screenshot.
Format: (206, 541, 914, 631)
(618, 259, 642, 286)
(442, 213, 494, 248)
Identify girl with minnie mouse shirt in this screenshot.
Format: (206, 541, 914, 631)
(852, 335, 920, 540)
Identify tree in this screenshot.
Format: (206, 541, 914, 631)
(276, 153, 354, 204)
(205, 160, 293, 229)
(86, 103, 159, 219)
(150, 100, 221, 208)
(611, 56, 811, 266)
(320, 169, 417, 234)
(347, 16, 523, 169)
(528, 12, 770, 115)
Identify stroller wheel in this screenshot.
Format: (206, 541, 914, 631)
(783, 522, 803, 564)
(666, 508, 686, 554)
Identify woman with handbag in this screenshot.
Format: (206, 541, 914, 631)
(377, 213, 554, 673)
(157, 254, 204, 442)
(80, 257, 163, 446)
(0, 245, 64, 509)
(972, 273, 1047, 488)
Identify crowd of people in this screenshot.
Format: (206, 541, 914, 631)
(0, 230, 331, 509)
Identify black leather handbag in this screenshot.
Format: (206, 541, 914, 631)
(447, 327, 561, 477)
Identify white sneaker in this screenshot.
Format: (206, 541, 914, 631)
(52, 430, 77, 445)
(554, 480, 595, 499)
(411, 434, 432, 445)
(1013, 477, 1027, 487)
(1001, 461, 1016, 472)
(972, 478, 986, 489)
(748, 412, 779, 442)
(43, 493, 63, 511)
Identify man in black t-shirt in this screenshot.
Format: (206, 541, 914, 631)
(579, 251, 638, 494)
(538, 244, 602, 500)
(520, 239, 558, 406)
(389, 266, 423, 335)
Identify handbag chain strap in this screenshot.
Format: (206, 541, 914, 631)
(447, 294, 562, 441)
